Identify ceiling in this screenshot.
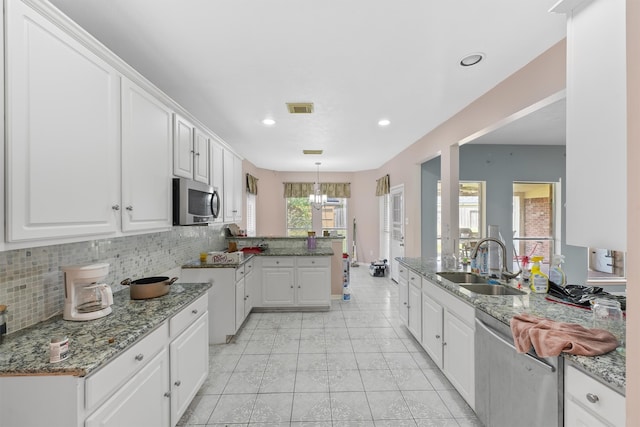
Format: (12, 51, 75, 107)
(49, 0, 567, 172)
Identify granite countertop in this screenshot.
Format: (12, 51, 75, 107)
(183, 248, 334, 269)
(397, 257, 626, 394)
(0, 283, 210, 377)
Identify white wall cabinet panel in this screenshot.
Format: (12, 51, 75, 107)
(297, 266, 330, 306)
(223, 149, 243, 223)
(407, 272, 422, 340)
(121, 77, 173, 232)
(421, 292, 443, 368)
(561, 0, 627, 250)
(6, 0, 120, 241)
(86, 349, 170, 427)
(169, 313, 209, 427)
(261, 266, 296, 306)
(209, 140, 225, 222)
(443, 310, 475, 406)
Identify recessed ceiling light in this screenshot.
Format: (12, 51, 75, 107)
(460, 52, 485, 67)
(262, 118, 276, 126)
(378, 119, 391, 127)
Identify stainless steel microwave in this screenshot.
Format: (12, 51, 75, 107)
(172, 178, 220, 225)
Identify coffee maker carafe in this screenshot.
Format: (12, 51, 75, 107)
(63, 263, 113, 321)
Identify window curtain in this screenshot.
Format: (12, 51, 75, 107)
(284, 182, 351, 198)
(376, 174, 390, 196)
(246, 173, 258, 195)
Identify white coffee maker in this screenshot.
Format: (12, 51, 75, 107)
(63, 263, 113, 321)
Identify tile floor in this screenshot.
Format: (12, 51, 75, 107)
(178, 264, 482, 426)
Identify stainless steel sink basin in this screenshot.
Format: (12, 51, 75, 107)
(436, 272, 491, 284)
(459, 284, 525, 296)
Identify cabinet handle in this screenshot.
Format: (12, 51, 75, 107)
(125, 206, 133, 211)
(192, 309, 198, 315)
(276, 261, 279, 265)
(435, 335, 440, 339)
(174, 380, 181, 387)
(164, 391, 171, 398)
(290, 285, 294, 289)
(246, 295, 249, 299)
(298, 285, 301, 288)
(112, 204, 120, 211)
(195, 152, 200, 156)
(586, 393, 599, 404)
(190, 150, 195, 154)
(443, 342, 447, 346)
(311, 260, 315, 264)
(407, 305, 410, 309)
(404, 302, 407, 305)
(135, 353, 144, 361)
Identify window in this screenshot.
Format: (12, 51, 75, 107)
(286, 197, 312, 237)
(436, 181, 484, 259)
(512, 182, 556, 273)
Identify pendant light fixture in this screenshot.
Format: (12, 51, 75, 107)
(309, 162, 327, 210)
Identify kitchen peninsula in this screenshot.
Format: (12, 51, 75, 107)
(181, 236, 342, 344)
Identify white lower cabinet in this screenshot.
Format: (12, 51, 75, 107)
(403, 276, 475, 410)
(0, 293, 209, 427)
(169, 313, 209, 426)
(398, 266, 409, 325)
(407, 271, 422, 341)
(180, 261, 253, 344)
(564, 365, 625, 427)
(260, 257, 330, 308)
(85, 349, 171, 427)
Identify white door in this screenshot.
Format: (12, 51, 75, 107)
(390, 185, 405, 282)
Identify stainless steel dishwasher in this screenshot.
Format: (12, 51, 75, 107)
(475, 310, 563, 427)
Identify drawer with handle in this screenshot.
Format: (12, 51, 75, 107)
(170, 293, 208, 338)
(85, 322, 169, 410)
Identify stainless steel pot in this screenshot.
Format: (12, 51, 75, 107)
(120, 276, 178, 300)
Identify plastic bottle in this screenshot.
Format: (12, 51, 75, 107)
(519, 257, 531, 289)
(549, 254, 566, 287)
(529, 256, 549, 293)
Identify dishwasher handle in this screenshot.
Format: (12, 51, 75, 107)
(475, 318, 555, 373)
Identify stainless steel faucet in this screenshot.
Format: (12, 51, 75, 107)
(470, 237, 521, 280)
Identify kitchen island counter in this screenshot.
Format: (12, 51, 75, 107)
(397, 257, 625, 393)
(0, 283, 210, 377)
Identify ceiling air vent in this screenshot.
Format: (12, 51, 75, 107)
(303, 149, 323, 155)
(287, 102, 314, 114)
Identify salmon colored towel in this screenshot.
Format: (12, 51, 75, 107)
(509, 313, 619, 357)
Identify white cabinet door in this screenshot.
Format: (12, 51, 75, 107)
(562, 0, 627, 250)
(297, 267, 330, 306)
(169, 313, 209, 427)
(86, 349, 170, 427)
(443, 310, 475, 408)
(121, 77, 173, 232)
(209, 140, 225, 222)
(407, 281, 422, 341)
(421, 292, 443, 369)
(173, 113, 195, 179)
(244, 262, 256, 317)
(6, 0, 120, 241)
(235, 278, 246, 331)
(223, 149, 243, 222)
(193, 128, 210, 184)
(261, 268, 295, 306)
(398, 278, 409, 326)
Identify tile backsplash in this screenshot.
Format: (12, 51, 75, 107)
(0, 225, 226, 334)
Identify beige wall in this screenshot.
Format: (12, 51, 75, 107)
(626, 0, 638, 423)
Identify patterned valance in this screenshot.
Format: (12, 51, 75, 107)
(246, 173, 258, 195)
(376, 174, 390, 196)
(284, 182, 351, 198)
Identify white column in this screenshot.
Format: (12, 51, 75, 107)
(440, 145, 459, 262)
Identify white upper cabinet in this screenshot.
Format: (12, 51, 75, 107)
(223, 149, 243, 223)
(552, 0, 627, 250)
(5, 0, 120, 242)
(173, 114, 210, 184)
(209, 140, 225, 223)
(121, 77, 173, 232)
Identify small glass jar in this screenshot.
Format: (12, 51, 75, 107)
(592, 298, 624, 348)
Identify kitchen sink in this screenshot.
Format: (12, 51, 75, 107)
(436, 272, 491, 284)
(459, 283, 525, 296)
